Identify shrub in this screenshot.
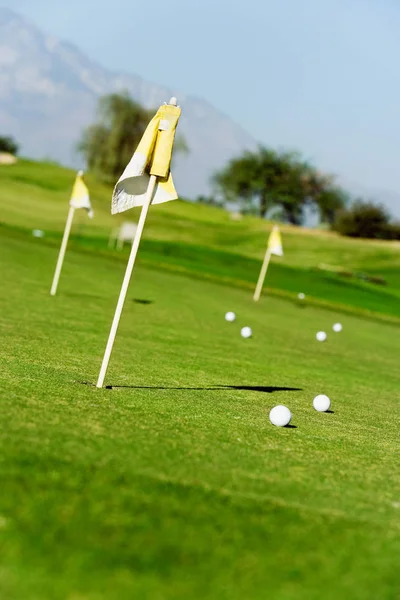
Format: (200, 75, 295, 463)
(0, 135, 19, 155)
(333, 200, 399, 240)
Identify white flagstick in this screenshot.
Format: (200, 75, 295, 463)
(50, 206, 75, 296)
(96, 175, 157, 388)
(253, 248, 272, 302)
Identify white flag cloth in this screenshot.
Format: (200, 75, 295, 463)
(267, 225, 283, 256)
(69, 171, 93, 218)
(111, 103, 181, 214)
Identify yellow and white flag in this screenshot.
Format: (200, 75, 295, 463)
(111, 103, 181, 214)
(267, 225, 283, 256)
(70, 171, 93, 218)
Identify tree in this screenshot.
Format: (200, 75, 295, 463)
(0, 135, 19, 155)
(195, 194, 224, 207)
(212, 146, 346, 225)
(333, 200, 400, 239)
(78, 92, 188, 183)
(309, 185, 349, 225)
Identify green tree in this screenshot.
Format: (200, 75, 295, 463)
(0, 135, 19, 155)
(195, 194, 224, 207)
(316, 187, 349, 225)
(212, 146, 346, 225)
(78, 92, 188, 183)
(333, 200, 399, 239)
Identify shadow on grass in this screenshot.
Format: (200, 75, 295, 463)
(59, 293, 155, 304)
(133, 298, 154, 305)
(228, 385, 302, 393)
(79, 382, 302, 393)
(62, 291, 105, 301)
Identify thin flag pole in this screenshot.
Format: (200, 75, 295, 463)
(96, 175, 157, 388)
(253, 248, 272, 302)
(50, 206, 75, 296)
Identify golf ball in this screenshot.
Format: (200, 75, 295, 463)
(298, 292, 305, 300)
(313, 394, 331, 412)
(316, 331, 327, 342)
(241, 326, 252, 338)
(225, 311, 236, 322)
(269, 405, 292, 427)
(333, 323, 342, 332)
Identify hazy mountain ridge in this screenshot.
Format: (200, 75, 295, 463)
(0, 7, 257, 198)
(1, 7, 399, 215)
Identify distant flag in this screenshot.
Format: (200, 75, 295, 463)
(96, 98, 181, 388)
(253, 225, 284, 302)
(50, 170, 93, 296)
(70, 170, 93, 218)
(267, 225, 283, 257)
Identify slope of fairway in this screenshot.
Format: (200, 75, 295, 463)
(1, 158, 400, 323)
(0, 231, 400, 599)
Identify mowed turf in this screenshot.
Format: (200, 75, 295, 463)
(1, 159, 400, 324)
(1, 229, 400, 599)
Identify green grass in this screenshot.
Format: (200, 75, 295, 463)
(1, 160, 400, 598)
(1, 159, 400, 324)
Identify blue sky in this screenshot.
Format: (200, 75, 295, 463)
(3, 0, 400, 211)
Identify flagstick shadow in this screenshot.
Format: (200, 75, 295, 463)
(79, 382, 302, 393)
(133, 298, 154, 305)
(63, 291, 105, 301)
(229, 386, 302, 393)
(60, 294, 155, 303)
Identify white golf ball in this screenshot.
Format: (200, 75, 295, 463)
(225, 311, 236, 322)
(333, 323, 342, 332)
(316, 331, 327, 342)
(313, 394, 331, 412)
(298, 292, 305, 300)
(32, 229, 45, 238)
(269, 405, 292, 427)
(241, 326, 252, 338)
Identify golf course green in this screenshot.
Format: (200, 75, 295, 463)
(0, 160, 399, 599)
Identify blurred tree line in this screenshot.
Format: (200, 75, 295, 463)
(0, 135, 19, 155)
(333, 201, 400, 240)
(77, 92, 399, 240)
(209, 146, 400, 238)
(211, 147, 347, 226)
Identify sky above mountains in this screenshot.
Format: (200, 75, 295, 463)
(1, 0, 400, 214)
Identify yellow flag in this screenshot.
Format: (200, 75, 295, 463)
(268, 225, 283, 256)
(112, 103, 181, 215)
(70, 171, 93, 218)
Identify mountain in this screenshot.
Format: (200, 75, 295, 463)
(0, 7, 257, 198)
